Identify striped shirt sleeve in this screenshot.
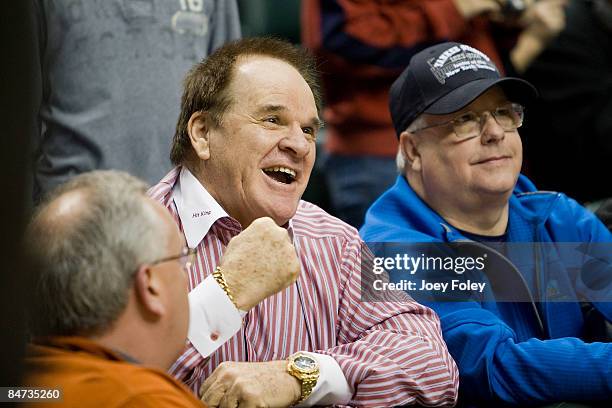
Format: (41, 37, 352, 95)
(317, 238, 459, 407)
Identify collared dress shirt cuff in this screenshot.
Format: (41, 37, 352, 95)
(295, 352, 353, 407)
(187, 275, 246, 357)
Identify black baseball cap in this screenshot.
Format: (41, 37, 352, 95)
(389, 42, 538, 136)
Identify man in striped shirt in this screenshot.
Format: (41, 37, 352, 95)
(149, 37, 459, 407)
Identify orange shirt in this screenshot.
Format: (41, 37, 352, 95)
(23, 336, 204, 407)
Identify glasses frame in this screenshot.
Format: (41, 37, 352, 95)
(149, 247, 197, 271)
(410, 102, 525, 140)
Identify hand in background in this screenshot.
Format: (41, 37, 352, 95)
(454, 0, 502, 19)
(520, 0, 568, 42)
(511, 0, 568, 72)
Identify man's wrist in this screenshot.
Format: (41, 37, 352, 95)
(286, 352, 320, 405)
(212, 266, 240, 308)
(283, 361, 302, 405)
(218, 261, 257, 311)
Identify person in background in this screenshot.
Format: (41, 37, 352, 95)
(32, 0, 240, 202)
(360, 42, 612, 406)
(301, 0, 567, 228)
(149, 36, 459, 407)
(522, 0, 612, 204)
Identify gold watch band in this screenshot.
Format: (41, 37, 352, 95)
(212, 266, 239, 309)
(287, 353, 319, 405)
(297, 374, 318, 403)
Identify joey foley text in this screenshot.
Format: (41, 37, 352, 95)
(370, 252, 488, 293)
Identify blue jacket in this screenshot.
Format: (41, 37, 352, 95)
(360, 175, 612, 406)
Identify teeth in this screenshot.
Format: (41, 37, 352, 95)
(265, 166, 296, 179)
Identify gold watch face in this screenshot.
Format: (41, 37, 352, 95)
(290, 353, 319, 374)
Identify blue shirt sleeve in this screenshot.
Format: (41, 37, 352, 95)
(432, 302, 612, 405)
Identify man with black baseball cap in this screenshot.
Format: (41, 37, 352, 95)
(388, 42, 537, 137)
(361, 42, 612, 406)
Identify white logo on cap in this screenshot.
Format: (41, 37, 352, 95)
(428, 44, 498, 84)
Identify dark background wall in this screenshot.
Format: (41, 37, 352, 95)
(238, 0, 301, 43)
(0, 1, 38, 397)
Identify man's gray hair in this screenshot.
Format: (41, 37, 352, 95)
(396, 149, 407, 174)
(396, 115, 426, 173)
(26, 170, 167, 337)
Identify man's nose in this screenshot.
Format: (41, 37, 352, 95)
(480, 112, 505, 143)
(279, 124, 311, 157)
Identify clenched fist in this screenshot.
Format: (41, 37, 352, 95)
(219, 217, 300, 311)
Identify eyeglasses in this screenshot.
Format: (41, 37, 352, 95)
(411, 103, 524, 140)
(150, 247, 197, 272)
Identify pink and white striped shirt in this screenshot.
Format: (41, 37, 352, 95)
(149, 167, 459, 407)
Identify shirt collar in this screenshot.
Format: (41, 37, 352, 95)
(172, 167, 229, 248)
(31, 336, 140, 364)
(173, 167, 296, 247)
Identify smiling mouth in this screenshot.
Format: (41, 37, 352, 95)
(262, 166, 297, 185)
(475, 156, 510, 164)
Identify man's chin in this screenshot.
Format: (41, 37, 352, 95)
(263, 203, 299, 227)
(477, 183, 516, 198)
(256, 183, 303, 215)
(271, 210, 298, 227)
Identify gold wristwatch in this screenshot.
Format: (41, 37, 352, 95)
(287, 352, 319, 404)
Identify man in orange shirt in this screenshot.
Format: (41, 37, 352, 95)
(22, 170, 203, 407)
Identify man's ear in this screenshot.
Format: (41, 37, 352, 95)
(133, 265, 165, 320)
(399, 131, 422, 172)
(188, 111, 211, 161)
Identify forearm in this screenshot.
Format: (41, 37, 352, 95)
(318, 328, 458, 407)
(331, 291, 458, 406)
(510, 31, 548, 73)
(441, 310, 612, 404)
(489, 337, 611, 403)
(331, 242, 458, 406)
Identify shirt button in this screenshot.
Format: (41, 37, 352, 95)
(210, 332, 219, 341)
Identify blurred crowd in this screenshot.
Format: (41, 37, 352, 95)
(28, 0, 612, 227)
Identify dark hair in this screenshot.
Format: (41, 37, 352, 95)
(170, 37, 322, 165)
